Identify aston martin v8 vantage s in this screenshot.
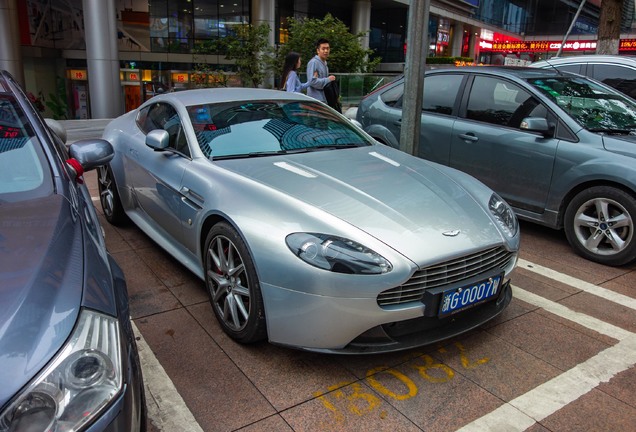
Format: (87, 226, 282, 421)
(98, 88, 519, 354)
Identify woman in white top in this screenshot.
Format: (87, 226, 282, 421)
(281, 52, 311, 93)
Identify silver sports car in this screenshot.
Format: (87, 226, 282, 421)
(99, 88, 519, 354)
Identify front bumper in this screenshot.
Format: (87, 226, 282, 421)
(262, 278, 512, 354)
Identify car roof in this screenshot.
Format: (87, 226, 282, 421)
(145, 87, 314, 107)
(532, 54, 636, 66)
(426, 65, 568, 79)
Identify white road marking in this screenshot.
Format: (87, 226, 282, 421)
(512, 286, 632, 340)
(132, 322, 204, 432)
(457, 285, 636, 432)
(518, 258, 636, 311)
(458, 333, 636, 432)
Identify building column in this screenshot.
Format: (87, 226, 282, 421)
(252, 0, 275, 88)
(0, 0, 24, 86)
(352, 0, 372, 50)
(82, 0, 122, 118)
(451, 22, 464, 57)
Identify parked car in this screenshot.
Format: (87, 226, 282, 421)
(531, 55, 636, 99)
(0, 71, 146, 431)
(98, 88, 519, 354)
(357, 66, 636, 266)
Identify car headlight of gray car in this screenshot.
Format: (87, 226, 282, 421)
(489, 193, 518, 237)
(0, 309, 122, 432)
(286, 233, 392, 274)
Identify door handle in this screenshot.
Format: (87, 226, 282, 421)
(458, 133, 479, 142)
(393, 119, 402, 127)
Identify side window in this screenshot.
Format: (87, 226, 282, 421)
(140, 103, 190, 156)
(423, 74, 463, 114)
(555, 64, 584, 75)
(590, 64, 636, 98)
(380, 83, 404, 108)
(466, 76, 548, 128)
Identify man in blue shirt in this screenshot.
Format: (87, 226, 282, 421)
(306, 38, 336, 104)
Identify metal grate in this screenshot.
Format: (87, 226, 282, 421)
(377, 246, 515, 307)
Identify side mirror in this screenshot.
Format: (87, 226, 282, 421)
(146, 129, 170, 151)
(520, 117, 552, 137)
(68, 139, 114, 171)
(66, 139, 114, 183)
(45, 118, 67, 144)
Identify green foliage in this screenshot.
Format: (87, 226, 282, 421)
(46, 77, 68, 120)
(281, 14, 380, 74)
(212, 24, 272, 88)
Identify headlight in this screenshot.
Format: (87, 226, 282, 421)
(489, 193, 518, 237)
(0, 309, 122, 432)
(286, 233, 392, 274)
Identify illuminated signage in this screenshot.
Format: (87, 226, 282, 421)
(69, 69, 87, 80)
(171, 72, 189, 83)
(488, 40, 597, 52)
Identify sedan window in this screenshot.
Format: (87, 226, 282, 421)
(187, 101, 372, 159)
(0, 96, 52, 199)
(423, 74, 463, 115)
(466, 76, 544, 128)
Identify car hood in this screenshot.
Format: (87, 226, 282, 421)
(0, 194, 83, 408)
(218, 146, 505, 263)
(603, 133, 636, 157)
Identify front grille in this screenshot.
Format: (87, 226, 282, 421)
(377, 246, 515, 307)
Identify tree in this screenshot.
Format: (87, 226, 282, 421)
(597, 0, 624, 54)
(214, 23, 272, 88)
(282, 14, 380, 74)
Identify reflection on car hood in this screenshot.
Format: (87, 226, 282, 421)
(219, 146, 504, 262)
(0, 194, 82, 407)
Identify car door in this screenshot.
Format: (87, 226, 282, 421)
(449, 74, 560, 214)
(382, 73, 464, 165)
(130, 102, 191, 244)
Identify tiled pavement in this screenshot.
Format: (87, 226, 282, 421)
(68, 121, 636, 432)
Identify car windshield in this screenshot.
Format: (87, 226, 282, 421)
(0, 92, 53, 202)
(527, 76, 636, 133)
(186, 100, 372, 159)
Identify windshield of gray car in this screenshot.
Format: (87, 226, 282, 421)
(0, 94, 53, 201)
(186, 100, 372, 159)
(527, 76, 636, 134)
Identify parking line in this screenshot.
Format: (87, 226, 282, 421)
(512, 286, 632, 340)
(132, 322, 204, 432)
(518, 259, 636, 311)
(457, 285, 636, 432)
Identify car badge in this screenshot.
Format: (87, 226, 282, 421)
(442, 229, 461, 237)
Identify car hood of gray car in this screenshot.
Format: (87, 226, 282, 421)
(603, 133, 636, 157)
(218, 145, 505, 262)
(0, 194, 83, 407)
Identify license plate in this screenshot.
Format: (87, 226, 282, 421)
(439, 275, 502, 317)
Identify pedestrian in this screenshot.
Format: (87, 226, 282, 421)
(306, 38, 337, 108)
(281, 52, 311, 93)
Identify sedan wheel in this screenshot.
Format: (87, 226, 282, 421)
(97, 165, 127, 225)
(204, 222, 266, 343)
(564, 186, 636, 266)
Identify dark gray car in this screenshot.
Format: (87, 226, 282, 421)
(357, 66, 636, 266)
(0, 71, 146, 431)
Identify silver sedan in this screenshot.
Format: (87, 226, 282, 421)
(99, 88, 519, 353)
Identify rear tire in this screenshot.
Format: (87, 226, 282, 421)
(204, 222, 267, 343)
(98, 165, 127, 225)
(564, 186, 636, 266)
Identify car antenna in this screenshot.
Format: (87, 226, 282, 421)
(543, 57, 563, 75)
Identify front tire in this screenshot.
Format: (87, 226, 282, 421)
(98, 165, 127, 225)
(204, 222, 266, 343)
(564, 186, 636, 266)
